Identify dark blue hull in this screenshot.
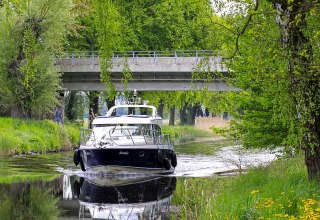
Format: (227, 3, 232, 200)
(74, 148, 177, 174)
(78, 176, 177, 203)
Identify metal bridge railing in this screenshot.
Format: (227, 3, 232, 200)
(55, 50, 221, 59)
(55, 50, 224, 67)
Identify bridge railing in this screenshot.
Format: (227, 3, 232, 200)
(55, 50, 225, 67)
(55, 50, 221, 58)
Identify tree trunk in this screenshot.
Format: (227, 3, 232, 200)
(157, 100, 164, 118)
(272, 0, 320, 180)
(65, 91, 76, 120)
(10, 105, 29, 119)
(89, 91, 100, 116)
(305, 143, 320, 180)
(179, 103, 187, 125)
(169, 106, 175, 125)
(191, 105, 198, 125)
(106, 98, 115, 111)
(88, 91, 99, 129)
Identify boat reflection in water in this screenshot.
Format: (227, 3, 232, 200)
(71, 175, 176, 219)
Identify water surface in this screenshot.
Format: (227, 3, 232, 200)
(0, 139, 280, 219)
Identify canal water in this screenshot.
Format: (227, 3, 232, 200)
(0, 139, 280, 219)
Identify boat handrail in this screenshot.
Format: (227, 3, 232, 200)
(81, 127, 172, 148)
(107, 126, 158, 146)
(80, 128, 96, 147)
(162, 134, 173, 149)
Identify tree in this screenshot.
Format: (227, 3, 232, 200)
(213, 0, 320, 180)
(0, 0, 74, 119)
(65, 91, 86, 121)
(91, 0, 217, 99)
(65, 0, 98, 51)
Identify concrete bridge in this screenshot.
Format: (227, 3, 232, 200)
(55, 51, 235, 91)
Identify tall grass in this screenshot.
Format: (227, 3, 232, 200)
(0, 117, 80, 156)
(172, 154, 320, 219)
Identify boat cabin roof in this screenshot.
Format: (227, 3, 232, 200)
(106, 104, 158, 117)
(92, 104, 162, 126)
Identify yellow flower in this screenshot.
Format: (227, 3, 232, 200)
(251, 189, 260, 195)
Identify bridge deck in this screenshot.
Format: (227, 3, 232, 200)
(55, 51, 235, 91)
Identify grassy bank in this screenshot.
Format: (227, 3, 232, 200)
(0, 117, 79, 156)
(162, 125, 216, 143)
(172, 154, 320, 219)
(0, 121, 215, 156)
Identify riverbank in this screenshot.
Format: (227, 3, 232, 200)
(172, 153, 320, 219)
(0, 118, 221, 156)
(162, 125, 224, 144)
(0, 117, 79, 156)
(2, 118, 317, 218)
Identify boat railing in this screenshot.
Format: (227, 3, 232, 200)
(161, 134, 173, 149)
(80, 127, 173, 148)
(108, 127, 158, 146)
(80, 128, 96, 147)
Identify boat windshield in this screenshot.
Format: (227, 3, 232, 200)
(93, 124, 161, 137)
(109, 107, 154, 117)
(82, 123, 169, 147)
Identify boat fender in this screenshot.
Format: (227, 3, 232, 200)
(73, 180, 80, 198)
(164, 158, 171, 170)
(79, 158, 86, 171)
(157, 149, 164, 164)
(171, 151, 177, 167)
(73, 149, 80, 166)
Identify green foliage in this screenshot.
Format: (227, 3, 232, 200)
(65, 91, 86, 121)
(0, 0, 74, 118)
(140, 90, 228, 113)
(0, 185, 59, 219)
(0, 117, 80, 156)
(162, 125, 213, 142)
(90, 0, 216, 99)
(65, 0, 98, 51)
(212, 91, 288, 148)
(172, 155, 320, 219)
(207, 1, 304, 150)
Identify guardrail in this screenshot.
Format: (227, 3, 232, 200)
(56, 50, 221, 58)
(55, 50, 224, 66)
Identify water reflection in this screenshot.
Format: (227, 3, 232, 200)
(64, 175, 176, 219)
(0, 179, 61, 219)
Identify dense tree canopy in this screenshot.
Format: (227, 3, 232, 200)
(90, 0, 221, 99)
(0, 0, 74, 118)
(213, 0, 320, 179)
(3, 0, 320, 180)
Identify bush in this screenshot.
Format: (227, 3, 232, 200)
(0, 117, 80, 156)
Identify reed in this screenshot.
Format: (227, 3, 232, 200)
(0, 117, 80, 156)
(171, 154, 320, 219)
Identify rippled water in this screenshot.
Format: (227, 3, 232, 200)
(0, 139, 281, 219)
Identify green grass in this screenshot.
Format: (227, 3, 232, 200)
(0, 117, 80, 156)
(171, 154, 320, 219)
(163, 125, 215, 143)
(0, 173, 60, 185)
(0, 185, 60, 219)
(174, 139, 234, 155)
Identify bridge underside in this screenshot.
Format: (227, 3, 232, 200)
(58, 57, 237, 91)
(62, 80, 236, 91)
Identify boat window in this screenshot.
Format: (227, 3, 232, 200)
(91, 125, 114, 140)
(110, 107, 153, 116)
